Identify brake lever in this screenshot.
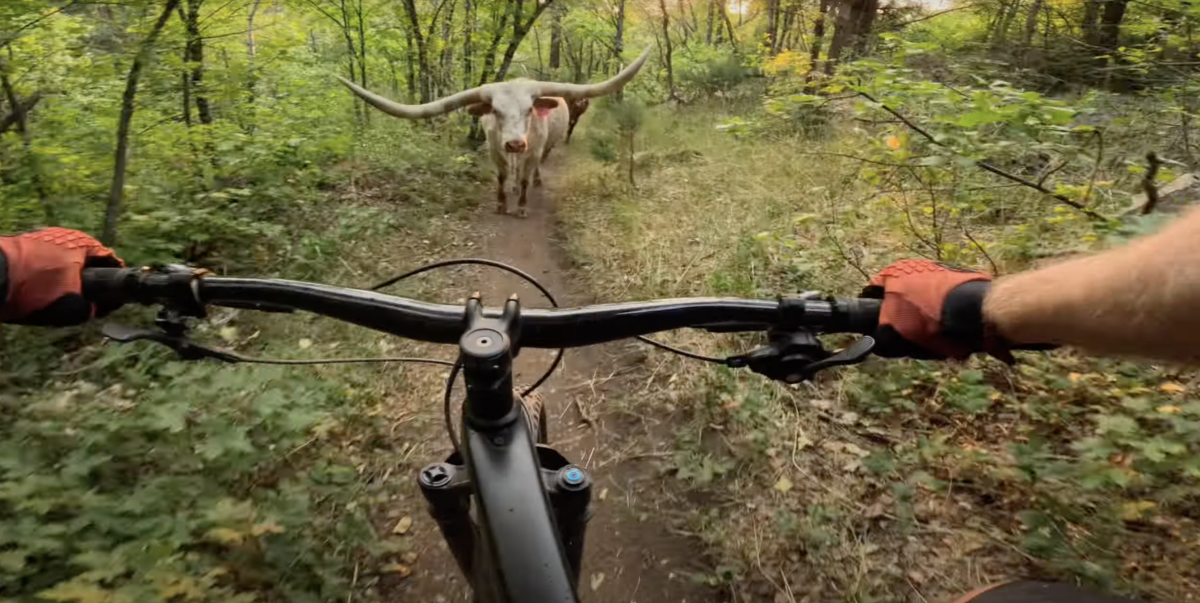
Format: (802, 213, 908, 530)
(726, 330, 875, 384)
(101, 322, 243, 363)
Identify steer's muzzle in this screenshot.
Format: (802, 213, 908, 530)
(504, 139, 528, 153)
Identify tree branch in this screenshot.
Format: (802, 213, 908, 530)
(857, 91, 1108, 221)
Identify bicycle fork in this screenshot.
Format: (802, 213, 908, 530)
(417, 447, 593, 586)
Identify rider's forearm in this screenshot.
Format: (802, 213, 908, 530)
(984, 205, 1200, 362)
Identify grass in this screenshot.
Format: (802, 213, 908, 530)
(556, 98, 1200, 603)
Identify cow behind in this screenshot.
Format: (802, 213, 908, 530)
(566, 98, 590, 144)
(337, 46, 651, 218)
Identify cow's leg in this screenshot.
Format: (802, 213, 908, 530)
(534, 163, 543, 187)
(517, 174, 531, 218)
(496, 172, 507, 214)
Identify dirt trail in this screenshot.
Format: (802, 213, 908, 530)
(390, 156, 727, 603)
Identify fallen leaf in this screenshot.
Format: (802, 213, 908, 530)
(885, 135, 902, 150)
(402, 551, 418, 564)
(774, 476, 793, 493)
(1157, 405, 1182, 414)
(598, 488, 609, 501)
(219, 326, 239, 343)
(1068, 372, 1083, 383)
(251, 521, 285, 536)
(205, 527, 244, 545)
(590, 572, 605, 592)
(1119, 500, 1156, 522)
(393, 515, 413, 535)
(381, 563, 413, 578)
(1160, 382, 1187, 394)
(298, 338, 313, 349)
(908, 569, 926, 584)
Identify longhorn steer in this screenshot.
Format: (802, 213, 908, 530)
(338, 46, 651, 218)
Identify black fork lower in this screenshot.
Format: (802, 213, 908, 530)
(417, 446, 592, 589)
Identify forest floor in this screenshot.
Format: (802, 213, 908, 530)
(372, 153, 728, 603)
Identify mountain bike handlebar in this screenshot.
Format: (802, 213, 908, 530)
(81, 266, 883, 345)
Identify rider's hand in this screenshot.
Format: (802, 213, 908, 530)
(861, 259, 1012, 362)
(0, 227, 124, 326)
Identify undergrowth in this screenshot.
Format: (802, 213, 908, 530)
(558, 73, 1199, 602)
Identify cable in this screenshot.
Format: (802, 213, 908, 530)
(234, 355, 458, 367)
(444, 359, 463, 455)
(370, 257, 565, 398)
(635, 335, 726, 364)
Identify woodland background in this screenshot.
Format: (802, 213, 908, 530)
(2, 0, 1200, 600)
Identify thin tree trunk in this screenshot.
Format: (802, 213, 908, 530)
(658, 0, 678, 101)
(718, 0, 737, 45)
(494, 0, 556, 81)
(440, 0, 456, 98)
(1022, 0, 1042, 46)
(103, 0, 181, 246)
(766, 0, 779, 54)
(462, 0, 474, 88)
(706, 0, 715, 44)
(809, 0, 829, 76)
(245, 0, 262, 132)
(549, 1, 563, 70)
(401, 0, 431, 102)
(0, 64, 49, 215)
(356, 0, 367, 87)
(247, 0, 262, 58)
(614, 0, 626, 73)
(183, 0, 212, 126)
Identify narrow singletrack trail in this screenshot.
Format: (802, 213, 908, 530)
(388, 153, 728, 603)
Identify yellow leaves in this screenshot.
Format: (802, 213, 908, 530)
(1119, 500, 1157, 522)
(774, 476, 794, 493)
(251, 521, 285, 536)
(156, 576, 206, 602)
(1157, 405, 1182, 414)
(381, 563, 413, 579)
(205, 527, 245, 545)
(392, 515, 413, 535)
(39, 581, 112, 603)
(885, 135, 902, 150)
(1160, 382, 1187, 394)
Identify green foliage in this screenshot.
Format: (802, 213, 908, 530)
(0, 360, 389, 602)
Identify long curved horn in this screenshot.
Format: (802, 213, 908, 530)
(336, 77, 486, 119)
(534, 45, 654, 99)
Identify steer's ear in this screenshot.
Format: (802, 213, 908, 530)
(532, 97, 559, 117)
(467, 102, 493, 116)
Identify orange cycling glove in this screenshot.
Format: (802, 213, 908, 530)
(861, 259, 1012, 361)
(0, 228, 124, 326)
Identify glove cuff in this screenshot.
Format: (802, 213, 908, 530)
(941, 280, 991, 350)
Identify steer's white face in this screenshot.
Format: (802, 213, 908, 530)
(469, 83, 559, 154)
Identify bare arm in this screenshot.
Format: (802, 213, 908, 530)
(985, 205, 1200, 362)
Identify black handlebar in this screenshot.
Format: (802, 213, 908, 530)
(81, 267, 881, 347)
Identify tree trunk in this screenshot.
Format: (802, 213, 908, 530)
(245, 0, 262, 131)
(1022, 0, 1043, 46)
(766, 0, 780, 54)
(183, 0, 212, 126)
(549, 1, 563, 70)
(494, 0, 556, 82)
(102, 0, 181, 246)
(658, 0, 677, 101)
(1097, 0, 1130, 51)
(613, 0, 626, 75)
(809, 0, 829, 76)
(706, 0, 715, 44)
(718, 0, 737, 45)
(1082, 0, 1101, 46)
(401, 0, 431, 102)
(440, 0, 456, 98)
(356, 0, 368, 89)
(247, 0, 262, 58)
(403, 24, 417, 99)
(825, 0, 876, 72)
(462, 0, 474, 88)
(0, 65, 48, 215)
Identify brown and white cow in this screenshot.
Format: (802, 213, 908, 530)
(337, 46, 651, 217)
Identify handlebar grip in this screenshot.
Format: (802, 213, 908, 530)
(82, 267, 139, 311)
(839, 297, 881, 335)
